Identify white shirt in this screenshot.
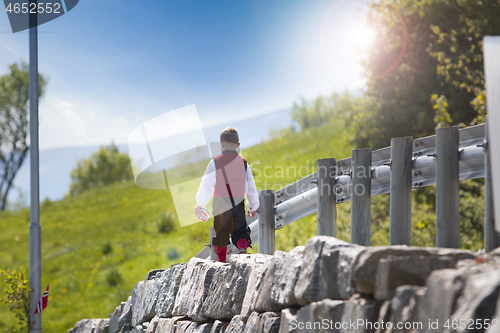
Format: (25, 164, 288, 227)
(196, 158, 260, 213)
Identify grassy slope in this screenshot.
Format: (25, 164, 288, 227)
(0, 119, 483, 332)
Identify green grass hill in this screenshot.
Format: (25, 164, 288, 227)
(0, 118, 484, 332)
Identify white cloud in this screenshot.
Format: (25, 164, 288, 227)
(39, 92, 133, 150)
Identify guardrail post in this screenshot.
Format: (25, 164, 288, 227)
(484, 116, 500, 251)
(209, 227, 217, 260)
(436, 126, 460, 248)
(390, 137, 413, 245)
(258, 189, 275, 254)
(317, 158, 337, 236)
(351, 148, 372, 245)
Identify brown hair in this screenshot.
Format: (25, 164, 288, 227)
(220, 127, 239, 144)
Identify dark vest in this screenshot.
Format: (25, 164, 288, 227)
(213, 151, 247, 200)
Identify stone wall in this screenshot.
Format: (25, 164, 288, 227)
(69, 236, 500, 333)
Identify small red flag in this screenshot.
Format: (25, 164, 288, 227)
(34, 284, 49, 314)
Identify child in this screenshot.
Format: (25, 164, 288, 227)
(194, 127, 259, 262)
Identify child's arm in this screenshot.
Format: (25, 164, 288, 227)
(194, 160, 216, 215)
(245, 164, 259, 217)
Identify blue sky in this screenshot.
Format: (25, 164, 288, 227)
(0, 0, 371, 151)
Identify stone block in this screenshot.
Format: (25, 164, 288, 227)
(279, 308, 299, 333)
(225, 315, 246, 333)
(296, 299, 345, 333)
(244, 312, 261, 333)
(156, 317, 186, 333)
(156, 263, 188, 318)
(110, 302, 126, 333)
(173, 320, 195, 333)
(195, 323, 213, 333)
(68, 319, 109, 333)
(294, 236, 363, 305)
(352, 246, 476, 295)
(448, 270, 500, 333)
(240, 255, 273, 319)
(119, 296, 133, 331)
(388, 286, 425, 333)
(209, 320, 228, 333)
(133, 275, 163, 326)
(340, 294, 381, 333)
(173, 258, 227, 322)
(155, 318, 173, 333)
(270, 246, 305, 308)
(374, 256, 455, 300)
(374, 301, 390, 333)
(132, 264, 185, 326)
(419, 269, 468, 333)
(254, 312, 280, 333)
(253, 251, 288, 313)
(145, 316, 160, 333)
(203, 254, 269, 320)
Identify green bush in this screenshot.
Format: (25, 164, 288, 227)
(106, 268, 123, 287)
(101, 242, 113, 256)
(69, 143, 134, 196)
(0, 267, 30, 332)
(156, 212, 177, 234)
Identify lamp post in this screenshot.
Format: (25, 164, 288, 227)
(29, 1, 42, 331)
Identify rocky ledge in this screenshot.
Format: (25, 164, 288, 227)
(69, 236, 500, 333)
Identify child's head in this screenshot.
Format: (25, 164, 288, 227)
(220, 127, 240, 151)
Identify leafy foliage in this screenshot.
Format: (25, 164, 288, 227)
(69, 143, 134, 196)
(0, 62, 47, 210)
(0, 267, 30, 332)
(352, 0, 498, 149)
(427, 0, 500, 125)
(291, 91, 365, 132)
(430, 93, 453, 128)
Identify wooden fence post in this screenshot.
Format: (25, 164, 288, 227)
(436, 126, 460, 248)
(351, 148, 372, 245)
(258, 189, 275, 254)
(390, 137, 413, 245)
(484, 116, 500, 251)
(317, 158, 337, 237)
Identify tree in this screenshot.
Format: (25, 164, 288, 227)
(69, 143, 134, 196)
(0, 62, 47, 210)
(350, 0, 499, 149)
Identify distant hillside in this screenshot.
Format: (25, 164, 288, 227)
(10, 107, 292, 205)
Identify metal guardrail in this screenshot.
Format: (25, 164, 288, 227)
(195, 123, 487, 259)
(273, 123, 486, 230)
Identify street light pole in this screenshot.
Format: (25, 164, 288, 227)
(29, 1, 42, 331)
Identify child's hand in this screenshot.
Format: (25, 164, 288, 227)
(248, 211, 255, 218)
(194, 206, 203, 216)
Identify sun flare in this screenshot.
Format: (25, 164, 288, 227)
(348, 23, 376, 50)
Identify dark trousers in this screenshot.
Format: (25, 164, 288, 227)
(211, 198, 251, 248)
